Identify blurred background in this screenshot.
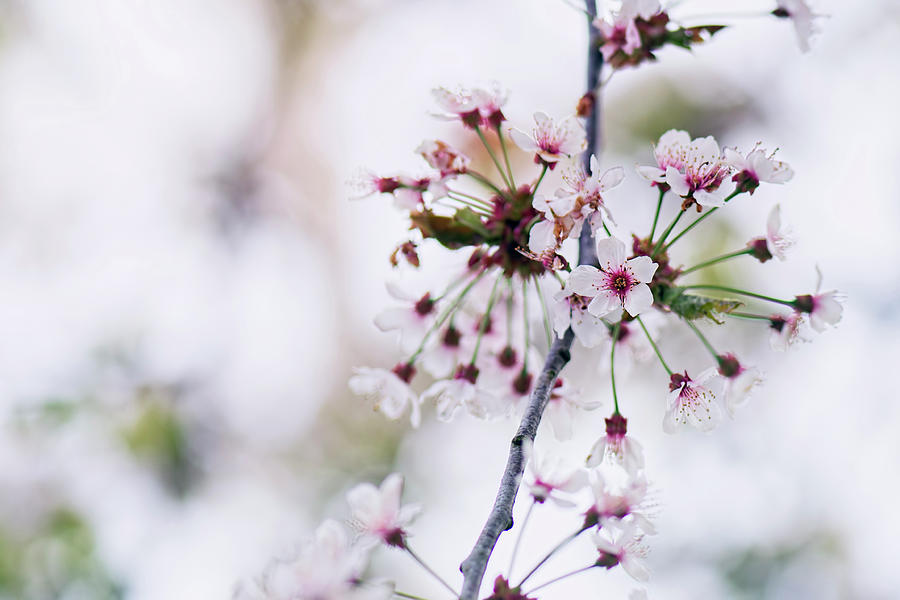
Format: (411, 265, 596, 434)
(0, 0, 897, 598)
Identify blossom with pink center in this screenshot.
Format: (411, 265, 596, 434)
(416, 140, 470, 178)
(724, 146, 794, 194)
(774, 0, 823, 53)
(471, 81, 509, 128)
(769, 312, 806, 351)
(593, 519, 651, 582)
(350, 170, 426, 210)
(374, 283, 437, 354)
(523, 441, 588, 506)
(431, 83, 508, 128)
(794, 268, 845, 332)
(585, 470, 656, 535)
(593, 0, 662, 62)
(564, 237, 658, 318)
(716, 353, 764, 418)
(347, 473, 422, 549)
(545, 378, 601, 440)
(586, 413, 645, 476)
(349, 363, 422, 428)
(421, 364, 502, 421)
(663, 370, 721, 433)
(637, 130, 731, 207)
(509, 112, 587, 166)
(551, 291, 608, 348)
(234, 519, 388, 600)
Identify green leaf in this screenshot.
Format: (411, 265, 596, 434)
(453, 207, 491, 238)
(662, 287, 742, 323)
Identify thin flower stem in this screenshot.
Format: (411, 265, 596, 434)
(475, 125, 514, 192)
(524, 564, 596, 595)
(508, 499, 536, 578)
(465, 170, 506, 197)
(664, 189, 741, 251)
(680, 284, 796, 308)
(682, 318, 719, 360)
(441, 196, 491, 215)
(679, 247, 754, 276)
(405, 546, 459, 598)
(408, 268, 490, 362)
(522, 277, 531, 371)
(610, 321, 621, 414)
(471, 272, 506, 364)
(394, 592, 432, 600)
(649, 187, 665, 241)
(727, 311, 773, 321)
(448, 189, 493, 207)
(532, 275, 554, 348)
(516, 526, 589, 588)
(601, 221, 612, 237)
(532, 164, 549, 194)
(636, 315, 672, 375)
(496, 126, 517, 190)
(651, 209, 685, 257)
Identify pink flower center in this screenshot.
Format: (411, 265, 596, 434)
(603, 268, 635, 299)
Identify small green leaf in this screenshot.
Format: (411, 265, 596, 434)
(662, 287, 742, 323)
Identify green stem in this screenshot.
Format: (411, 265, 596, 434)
(532, 164, 549, 194)
(524, 565, 596, 595)
(679, 284, 796, 308)
(516, 526, 590, 588)
(470, 273, 505, 364)
(496, 126, 517, 190)
(664, 189, 741, 252)
(448, 189, 493, 207)
(475, 125, 513, 191)
(636, 315, 672, 375)
(649, 187, 665, 241)
(408, 268, 490, 362)
(679, 247, 754, 276)
(465, 170, 506, 197)
(682, 318, 718, 360)
(651, 209, 685, 257)
(405, 546, 459, 598)
(443, 195, 491, 215)
(394, 592, 432, 600)
(610, 321, 621, 414)
(532, 275, 554, 348)
(601, 221, 612, 237)
(727, 311, 774, 321)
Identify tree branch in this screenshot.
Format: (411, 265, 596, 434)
(457, 3, 604, 598)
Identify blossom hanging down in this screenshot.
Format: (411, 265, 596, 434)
(663, 370, 720, 433)
(593, 0, 663, 62)
(637, 130, 731, 209)
(793, 268, 844, 333)
(348, 364, 421, 427)
(715, 353, 764, 418)
(586, 413, 644, 475)
(773, 0, 823, 53)
(523, 441, 588, 506)
(564, 237, 658, 318)
(347, 473, 421, 549)
(509, 112, 587, 167)
(593, 519, 651, 582)
(725, 145, 794, 194)
(431, 82, 508, 129)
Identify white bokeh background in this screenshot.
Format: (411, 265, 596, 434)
(0, 0, 897, 599)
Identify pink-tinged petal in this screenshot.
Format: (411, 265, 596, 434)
(636, 165, 666, 182)
(662, 405, 679, 434)
(621, 555, 651, 582)
(393, 188, 421, 210)
(528, 220, 556, 254)
(623, 283, 654, 317)
(592, 531, 619, 555)
(386, 281, 417, 302)
(533, 193, 551, 215)
(551, 294, 572, 338)
(380, 473, 404, 511)
(625, 255, 658, 283)
(687, 136, 721, 167)
(595, 236, 627, 270)
(546, 402, 574, 440)
(537, 150, 563, 164)
(571, 306, 608, 348)
(623, 19, 642, 54)
(533, 111, 551, 128)
(588, 290, 621, 318)
(374, 307, 414, 332)
(548, 193, 577, 216)
(590, 154, 601, 176)
(565, 265, 603, 296)
(723, 147, 747, 171)
(599, 166, 625, 191)
(694, 188, 726, 208)
(585, 436, 607, 467)
(509, 128, 537, 152)
(665, 166, 690, 197)
(767, 204, 783, 239)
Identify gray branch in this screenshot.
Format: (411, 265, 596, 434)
(457, 2, 604, 597)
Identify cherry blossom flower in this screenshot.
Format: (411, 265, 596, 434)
(769, 312, 805, 351)
(724, 146, 793, 194)
(349, 364, 422, 427)
(509, 112, 587, 167)
(716, 353, 764, 418)
(374, 283, 437, 354)
(523, 441, 587, 505)
(564, 237, 658, 318)
(638, 130, 731, 207)
(350, 170, 424, 210)
(544, 378, 601, 440)
(663, 370, 721, 433)
(416, 140, 470, 178)
(794, 268, 845, 332)
(431, 83, 508, 128)
(420, 324, 467, 378)
(347, 473, 421, 549)
(593, 519, 650, 582)
(585, 470, 656, 535)
(586, 413, 645, 476)
(765, 204, 793, 261)
(551, 292, 608, 348)
(234, 520, 387, 600)
(774, 0, 823, 53)
(471, 82, 509, 128)
(593, 0, 663, 62)
(421, 364, 501, 421)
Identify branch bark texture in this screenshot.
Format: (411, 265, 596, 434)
(457, 3, 604, 598)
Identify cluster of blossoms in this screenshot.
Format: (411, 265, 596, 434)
(242, 2, 835, 599)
